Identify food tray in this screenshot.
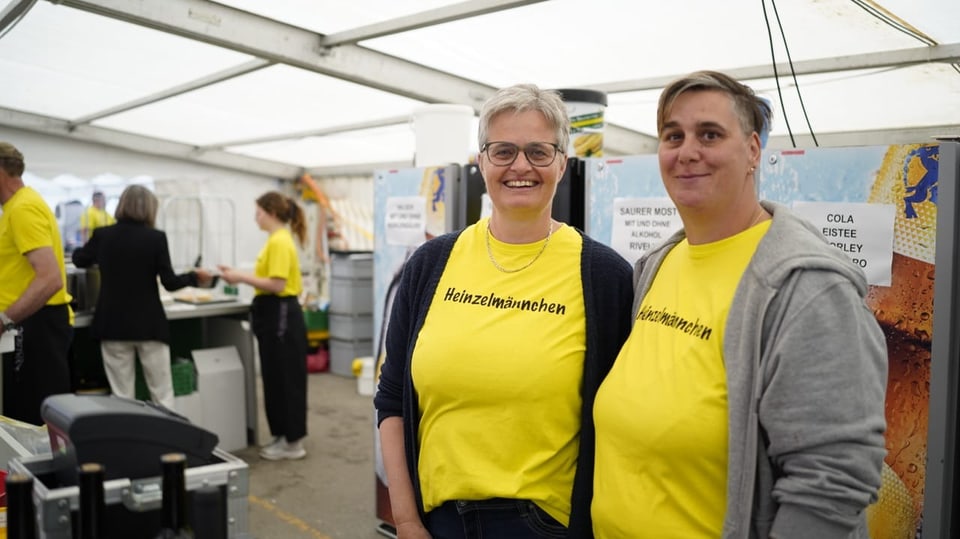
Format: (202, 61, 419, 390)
(173, 296, 239, 305)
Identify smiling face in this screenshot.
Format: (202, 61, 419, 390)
(478, 109, 567, 222)
(658, 89, 761, 225)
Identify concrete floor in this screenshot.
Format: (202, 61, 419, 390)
(232, 371, 389, 539)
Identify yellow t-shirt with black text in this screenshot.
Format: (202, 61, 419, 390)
(412, 219, 585, 525)
(592, 221, 769, 538)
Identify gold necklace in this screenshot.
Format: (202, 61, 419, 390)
(748, 206, 767, 229)
(486, 221, 553, 273)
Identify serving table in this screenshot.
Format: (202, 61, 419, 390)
(71, 299, 259, 446)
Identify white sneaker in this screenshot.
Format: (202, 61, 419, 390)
(260, 436, 284, 450)
(260, 439, 306, 461)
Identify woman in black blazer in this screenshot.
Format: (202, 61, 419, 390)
(72, 185, 211, 409)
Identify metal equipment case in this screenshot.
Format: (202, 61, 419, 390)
(9, 447, 250, 538)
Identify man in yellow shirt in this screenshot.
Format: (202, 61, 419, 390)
(79, 190, 115, 242)
(0, 142, 74, 425)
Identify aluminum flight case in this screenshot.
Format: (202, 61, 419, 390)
(9, 447, 251, 538)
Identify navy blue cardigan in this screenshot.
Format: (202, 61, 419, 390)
(375, 227, 633, 538)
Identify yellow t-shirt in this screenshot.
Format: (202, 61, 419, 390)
(79, 206, 115, 236)
(592, 221, 769, 538)
(254, 228, 302, 297)
(412, 219, 585, 525)
(0, 187, 73, 315)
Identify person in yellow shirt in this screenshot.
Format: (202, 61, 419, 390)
(0, 141, 74, 425)
(79, 190, 115, 242)
(219, 192, 309, 461)
(591, 71, 886, 539)
(374, 84, 633, 538)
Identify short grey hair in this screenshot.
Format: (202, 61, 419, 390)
(478, 84, 570, 153)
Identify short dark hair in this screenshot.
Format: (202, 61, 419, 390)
(0, 142, 25, 177)
(657, 70, 772, 139)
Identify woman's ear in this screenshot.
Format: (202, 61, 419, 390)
(557, 154, 569, 181)
(749, 131, 762, 167)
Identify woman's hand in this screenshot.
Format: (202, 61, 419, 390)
(194, 268, 214, 287)
(217, 264, 241, 285)
(395, 521, 432, 539)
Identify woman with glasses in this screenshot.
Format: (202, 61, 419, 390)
(375, 84, 634, 538)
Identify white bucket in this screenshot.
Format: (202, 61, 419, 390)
(411, 104, 475, 167)
(353, 356, 376, 396)
(556, 89, 608, 158)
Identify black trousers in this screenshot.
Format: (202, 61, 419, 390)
(2, 304, 73, 425)
(426, 498, 567, 539)
(251, 295, 308, 442)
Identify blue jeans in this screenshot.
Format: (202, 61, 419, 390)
(425, 498, 567, 539)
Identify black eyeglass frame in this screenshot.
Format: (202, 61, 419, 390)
(480, 141, 565, 167)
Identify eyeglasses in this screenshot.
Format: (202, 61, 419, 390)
(480, 141, 563, 167)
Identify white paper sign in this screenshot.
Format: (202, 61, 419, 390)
(610, 197, 682, 265)
(385, 196, 427, 246)
(791, 201, 895, 286)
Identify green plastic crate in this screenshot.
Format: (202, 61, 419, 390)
(304, 308, 329, 331)
(135, 358, 197, 400)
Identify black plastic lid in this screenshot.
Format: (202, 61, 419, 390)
(553, 88, 607, 107)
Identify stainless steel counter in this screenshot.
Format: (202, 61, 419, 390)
(73, 300, 251, 328)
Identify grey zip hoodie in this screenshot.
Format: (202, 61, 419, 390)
(632, 201, 887, 539)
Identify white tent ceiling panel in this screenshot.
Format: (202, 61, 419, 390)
(361, 0, 927, 89)
(754, 65, 960, 136)
(226, 124, 419, 169)
(0, 2, 252, 118)
(0, 0, 957, 179)
(877, 0, 960, 42)
(215, 0, 468, 35)
(598, 63, 960, 142)
(92, 63, 429, 146)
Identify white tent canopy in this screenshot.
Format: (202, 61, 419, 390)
(1, 0, 958, 180)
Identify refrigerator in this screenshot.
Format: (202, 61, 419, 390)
(585, 141, 960, 538)
(457, 157, 587, 230)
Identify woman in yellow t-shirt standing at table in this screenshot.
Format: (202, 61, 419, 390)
(219, 191, 309, 460)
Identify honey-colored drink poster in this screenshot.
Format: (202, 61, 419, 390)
(864, 143, 938, 539)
